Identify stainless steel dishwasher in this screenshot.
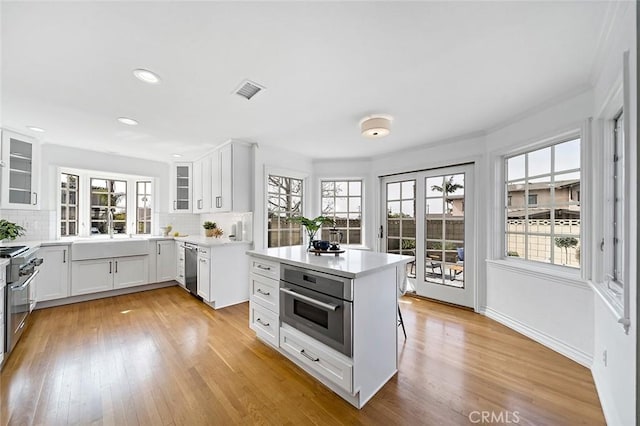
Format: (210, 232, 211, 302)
(183, 242, 199, 298)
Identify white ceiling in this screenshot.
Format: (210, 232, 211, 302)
(2, 1, 611, 162)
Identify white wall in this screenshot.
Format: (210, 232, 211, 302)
(589, 3, 637, 425)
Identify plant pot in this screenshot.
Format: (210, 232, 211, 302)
(205, 229, 215, 237)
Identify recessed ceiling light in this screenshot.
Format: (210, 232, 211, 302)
(26, 126, 45, 133)
(133, 69, 161, 84)
(117, 117, 138, 126)
(172, 154, 183, 158)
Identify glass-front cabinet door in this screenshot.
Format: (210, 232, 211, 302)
(1, 130, 41, 210)
(171, 163, 192, 213)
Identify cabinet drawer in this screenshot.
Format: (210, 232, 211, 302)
(280, 327, 353, 393)
(250, 302, 279, 347)
(250, 258, 279, 280)
(249, 273, 279, 312)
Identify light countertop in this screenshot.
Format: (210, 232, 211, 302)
(175, 236, 251, 247)
(247, 246, 412, 279)
(0, 236, 251, 248)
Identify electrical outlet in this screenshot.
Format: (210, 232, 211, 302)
(602, 349, 608, 367)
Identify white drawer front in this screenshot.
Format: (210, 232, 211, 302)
(280, 327, 353, 393)
(250, 273, 279, 312)
(250, 258, 279, 281)
(250, 302, 279, 347)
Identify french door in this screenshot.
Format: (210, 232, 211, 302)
(381, 164, 475, 308)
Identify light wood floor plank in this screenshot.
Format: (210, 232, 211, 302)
(1, 287, 604, 425)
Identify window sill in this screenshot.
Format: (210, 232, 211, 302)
(485, 258, 588, 289)
(588, 280, 625, 321)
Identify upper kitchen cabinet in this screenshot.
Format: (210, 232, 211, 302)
(212, 141, 253, 213)
(193, 155, 212, 213)
(1, 129, 41, 210)
(170, 162, 192, 213)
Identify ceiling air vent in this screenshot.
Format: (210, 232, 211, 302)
(234, 79, 264, 100)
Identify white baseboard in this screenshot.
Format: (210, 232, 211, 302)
(480, 306, 593, 368)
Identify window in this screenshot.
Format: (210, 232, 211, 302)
(610, 111, 625, 296)
(90, 178, 127, 234)
(505, 137, 581, 268)
(60, 173, 79, 236)
(136, 181, 152, 234)
(320, 180, 362, 245)
(267, 175, 303, 247)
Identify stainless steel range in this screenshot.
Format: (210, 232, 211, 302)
(2, 245, 43, 358)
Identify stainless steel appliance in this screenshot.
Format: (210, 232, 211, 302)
(280, 264, 353, 356)
(3, 245, 43, 357)
(183, 242, 199, 298)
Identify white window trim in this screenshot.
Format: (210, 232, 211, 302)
(264, 166, 309, 248)
(502, 128, 584, 272)
(499, 128, 591, 272)
(318, 176, 366, 249)
(56, 167, 155, 239)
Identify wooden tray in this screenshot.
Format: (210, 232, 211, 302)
(309, 248, 345, 257)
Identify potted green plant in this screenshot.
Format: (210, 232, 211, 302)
(0, 220, 25, 242)
(288, 215, 334, 249)
(203, 221, 217, 238)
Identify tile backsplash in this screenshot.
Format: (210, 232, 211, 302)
(0, 209, 56, 241)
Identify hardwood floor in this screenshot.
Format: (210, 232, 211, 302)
(1, 287, 604, 425)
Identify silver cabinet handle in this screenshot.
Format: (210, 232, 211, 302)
(256, 265, 271, 271)
(256, 318, 270, 327)
(173, 200, 177, 210)
(216, 196, 222, 208)
(279, 287, 339, 311)
(158, 245, 161, 255)
(11, 269, 39, 291)
(32, 192, 38, 205)
(109, 261, 112, 274)
(63, 249, 66, 263)
(115, 261, 118, 273)
(300, 349, 319, 362)
(199, 259, 206, 263)
(256, 288, 270, 296)
(198, 199, 203, 209)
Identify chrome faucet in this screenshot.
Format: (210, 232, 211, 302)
(107, 208, 114, 238)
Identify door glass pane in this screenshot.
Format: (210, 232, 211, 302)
(386, 180, 416, 256)
(424, 173, 465, 288)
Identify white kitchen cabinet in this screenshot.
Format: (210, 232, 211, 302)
(192, 155, 212, 213)
(170, 162, 192, 213)
(1, 264, 6, 364)
(176, 242, 185, 286)
(1, 129, 41, 210)
(212, 141, 253, 213)
(156, 240, 176, 282)
(197, 247, 210, 300)
(113, 256, 149, 289)
(36, 245, 71, 302)
(71, 255, 149, 295)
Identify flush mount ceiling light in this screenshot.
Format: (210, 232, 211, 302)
(117, 117, 138, 126)
(360, 115, 393, 138)
(133, 68, 161, 84)
(26, 126, 45, 133)
(171, 154, 183, 158)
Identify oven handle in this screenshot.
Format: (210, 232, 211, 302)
(11, 269, 40, 291)
(279, 287, 339, 311)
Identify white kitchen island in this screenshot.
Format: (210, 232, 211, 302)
(246, 246, 412, 408)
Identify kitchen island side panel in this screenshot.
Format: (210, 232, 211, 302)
(353, 266, 398, 407)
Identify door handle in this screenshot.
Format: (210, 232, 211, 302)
(279, 287, 339, 311)
(379, 225, 384, 239)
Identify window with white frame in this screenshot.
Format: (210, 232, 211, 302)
(59, 170, 153, 237)
(136, 181, 152, 234)
(609, 110, 625, 298)
(505, 137, 581, 267)
(320, 180, 362, 245)
(90, 178, 127, 234)
(267, 174, 303, 247)
(60, 173, 79, 236)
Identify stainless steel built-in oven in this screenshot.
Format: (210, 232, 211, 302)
(280, 264, 353, 357)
